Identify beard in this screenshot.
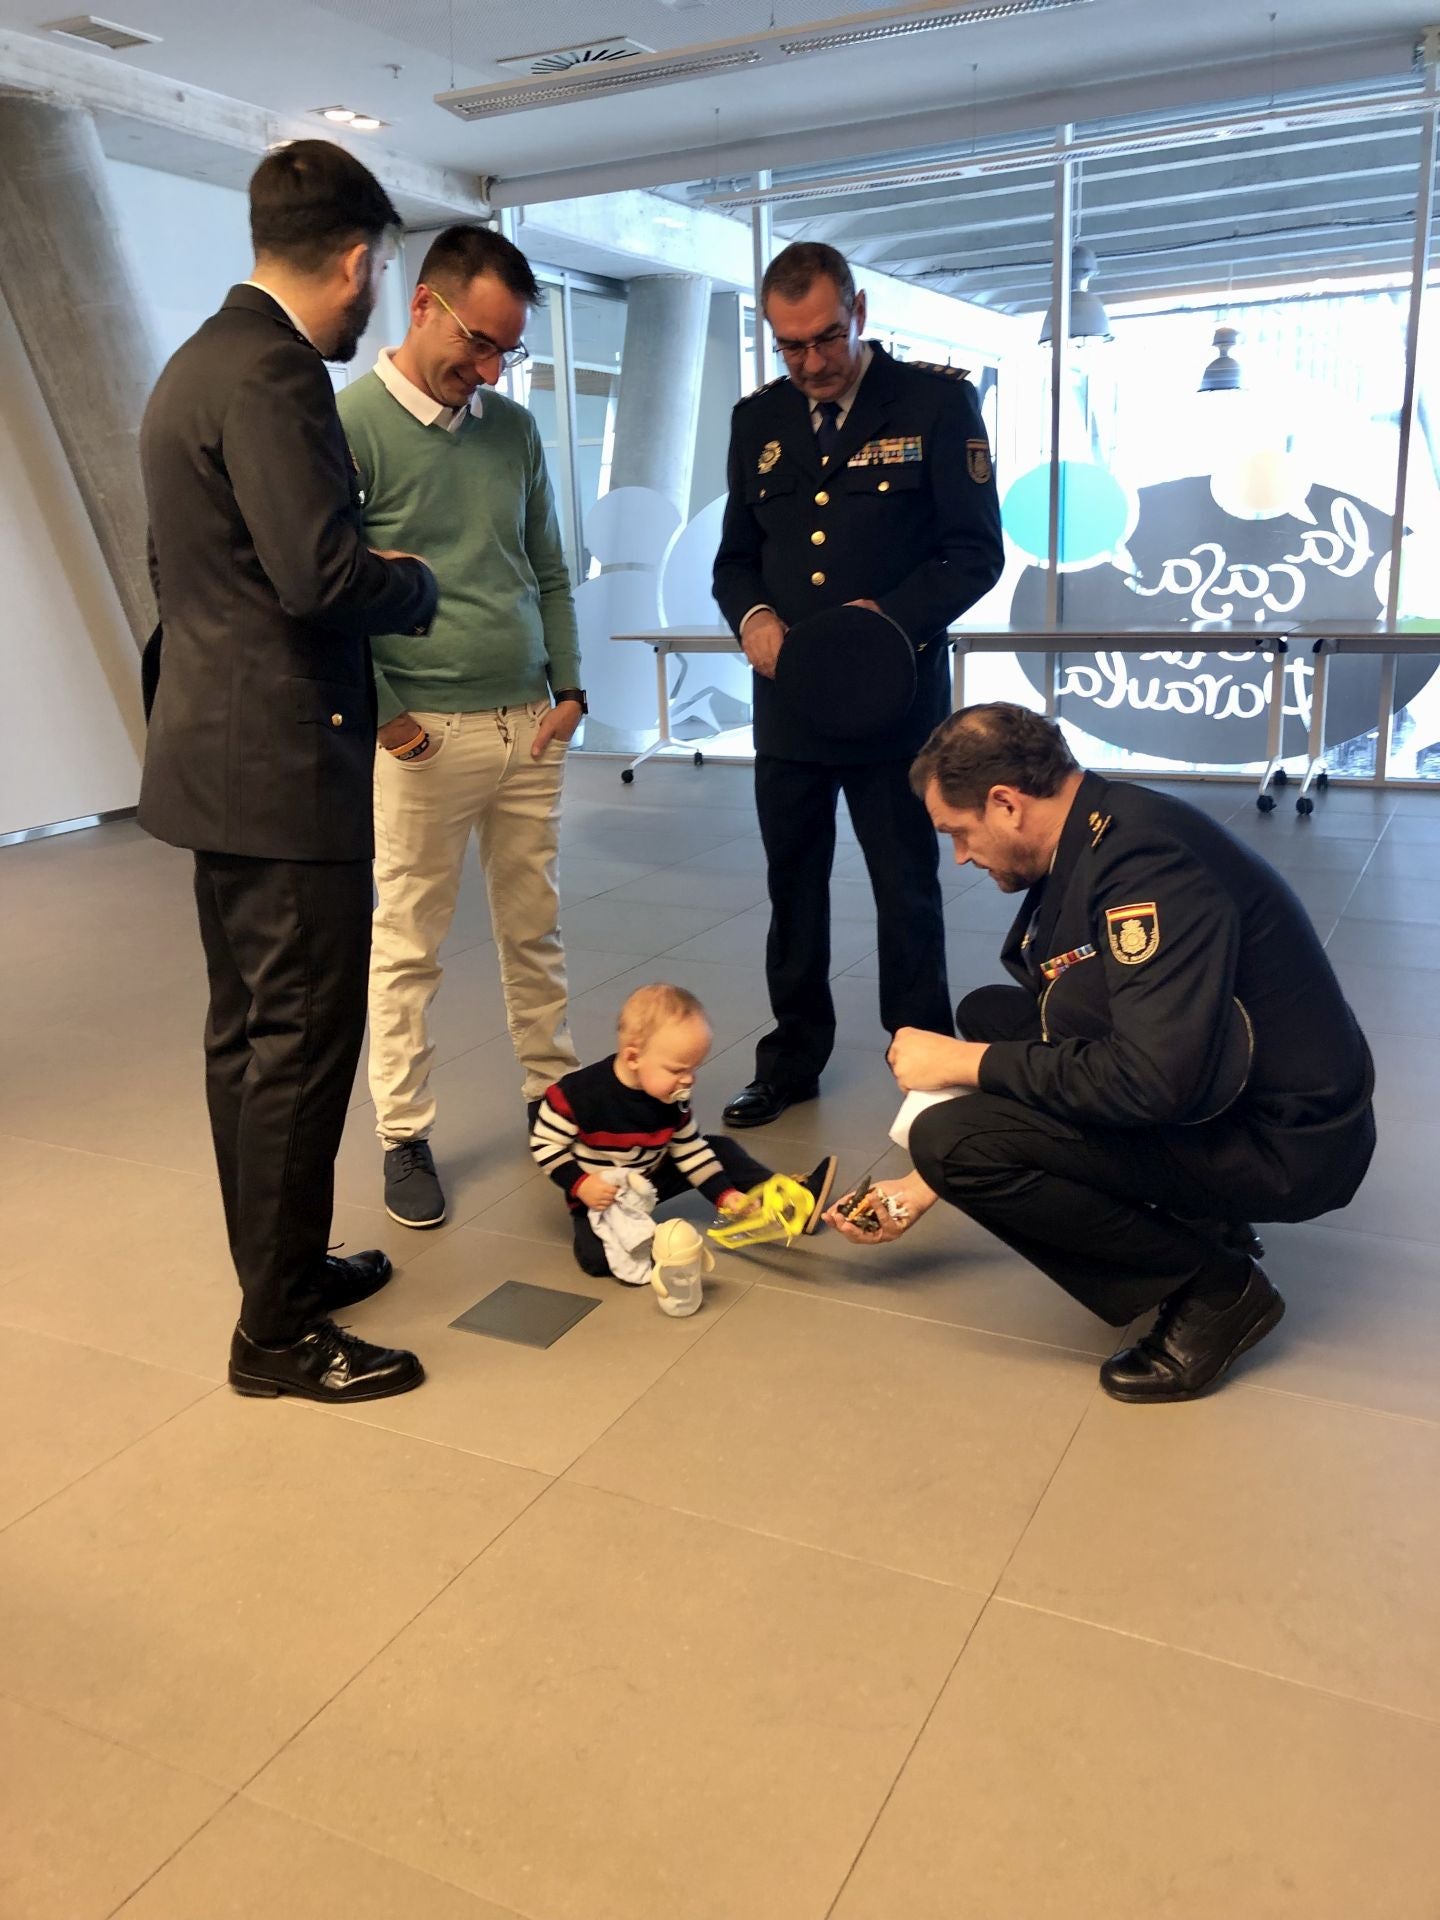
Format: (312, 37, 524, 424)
(329, 281, 377, 364)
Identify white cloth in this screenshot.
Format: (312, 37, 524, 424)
(591, 1171, 658, 1285)
(890, 1087, 968, 1152)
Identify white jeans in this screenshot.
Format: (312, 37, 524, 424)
(369, 703, 579, 1144)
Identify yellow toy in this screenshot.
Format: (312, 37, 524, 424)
(706, 1173, 815, 1250)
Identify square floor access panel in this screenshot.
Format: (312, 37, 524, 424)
(450, 1280, 601, 1349)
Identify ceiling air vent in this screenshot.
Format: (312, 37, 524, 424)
(43, 14, 162, 51)
(495, 38, 654, 79)
(440, 0, 1093, 121)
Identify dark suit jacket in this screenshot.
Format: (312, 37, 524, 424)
(138, 285, 437, 861)
(977, 771, 1376, 1216)
(712, 344, 1004, 765)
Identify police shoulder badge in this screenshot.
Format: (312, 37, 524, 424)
(1105, 902, 1160, 966)
(757, 440, 782, 475)
(966, 438, 993, 485)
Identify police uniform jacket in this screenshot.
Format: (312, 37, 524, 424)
(974, 771, 1376, 1217)
(712, 343, 1004, 765)
(139, 285, 437, 863)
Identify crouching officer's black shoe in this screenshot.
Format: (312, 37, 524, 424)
(1100, 1265, 1285, 1404)
(228, 1320, 424, 1403)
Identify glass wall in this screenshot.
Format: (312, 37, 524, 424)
(497, 84, 1440, 779)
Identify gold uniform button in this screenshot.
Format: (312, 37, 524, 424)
(811, 569, 826, 586)
(815, 489, 830, 505)
(330, 712, 344, 727)
(810, 529, 826, 546)
(878, 480, 890, 493)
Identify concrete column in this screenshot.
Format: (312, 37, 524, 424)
(609, 273, 711, 520)
(0, 92, 160, 651)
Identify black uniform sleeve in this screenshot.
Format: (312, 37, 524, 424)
(712, 405, 769, 638)
(223, 340, 438, 637)
(876, 380, 1003, 642)
(976, 836, 1243, 1126)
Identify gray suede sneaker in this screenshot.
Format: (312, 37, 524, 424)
(383, 1140, 447, 1229)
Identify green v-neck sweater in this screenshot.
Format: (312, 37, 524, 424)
(338, 372, 581, 724)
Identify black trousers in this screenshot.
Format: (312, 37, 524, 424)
(752, 753, 952, 1089)
(193, 852, 372, 1344)
(909, 984, 1260, 1327)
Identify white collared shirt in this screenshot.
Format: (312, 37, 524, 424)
(240, 279, 314, 346)
(808, 340, 873, 434)
(372, 347, 479, 434)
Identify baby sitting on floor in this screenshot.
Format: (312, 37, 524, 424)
(529, 982, 835, 1284)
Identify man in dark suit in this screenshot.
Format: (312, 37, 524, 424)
(712, 241, 1004, 1129)
(826, 703, 1377, 1404)
(140, 140, 438, 1402)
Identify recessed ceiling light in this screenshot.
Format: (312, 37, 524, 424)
(312, 105, 387, 130)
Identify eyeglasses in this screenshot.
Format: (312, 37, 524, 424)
(427, 285, 530, 370)
(772, 321, 853, 362)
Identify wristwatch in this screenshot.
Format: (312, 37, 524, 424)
(551, 687, 588, 713)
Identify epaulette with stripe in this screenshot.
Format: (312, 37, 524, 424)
(906, 360, 971, 381)
(734, 376, 785, 406)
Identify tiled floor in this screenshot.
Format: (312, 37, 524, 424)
(2, 755, 1439, 1918)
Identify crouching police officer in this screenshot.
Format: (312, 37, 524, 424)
(825, 702, 1377, 1404)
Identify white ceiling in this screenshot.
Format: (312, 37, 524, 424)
(0, 0, 1430, 191)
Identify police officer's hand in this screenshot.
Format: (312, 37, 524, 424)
(887, 1029, 987, 1092)
(846, 598, 884, 615)
(740, 609, 787, 679)
(824, 1171, 939, 1244)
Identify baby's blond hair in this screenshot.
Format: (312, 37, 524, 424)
(617, 982, 708, 1053)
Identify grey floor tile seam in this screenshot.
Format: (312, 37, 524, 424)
(225, 1462, 559, 1807)
(0, 1122, 211, 1183)
(0, 1380, 227, 1541)
(819, 1599, 993, 1920)
(418, 1165, 556, 1241)
(991, 1594, 1440, 1733)
(0, 1129, 215, 1188)
(532, 1278, 766, 1479)
(1228, 1372, 1440, 1432)
(745, 1267, 1119, 1364)
(980, 1376, 1106, 1606)
(1301, 1211, 1440, 1252)
(320, 1270, 763, 1478)
(548, 1473, 995, 1605)
(0, 1677, 238, 1805)
(106, 1801, 558, 1920)
(103, 1790, 246, 1920)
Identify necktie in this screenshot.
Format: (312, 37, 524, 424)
(814, 399, 842, 462)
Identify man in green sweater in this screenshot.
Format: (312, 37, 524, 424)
(338, 226, 584, 1230)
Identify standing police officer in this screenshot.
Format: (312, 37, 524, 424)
(713, 242, 1004, 1129)
(826, 703, 1377, 1404)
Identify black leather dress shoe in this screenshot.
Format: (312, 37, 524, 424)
(1100, 1264, 1285, 1404)
(722, 1080, 820, 1129)
(228, 1319, 423, 1403)
(319, 1249, 394, 1312)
